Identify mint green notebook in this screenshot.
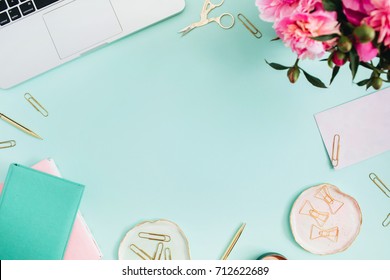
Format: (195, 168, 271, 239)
(0, 164, 84, 260)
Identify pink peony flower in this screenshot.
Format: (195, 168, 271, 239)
(256, 0, 300, 22)
(256, 0, 322, 22)
(364, 0, 390, 47)
(355, 42, 379, 62)
(274, 10, 340, 60)
(299, 0, 324, 12)
(343, 0, 375, 26)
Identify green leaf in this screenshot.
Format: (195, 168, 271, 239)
(265, 60, 289, 70)
(311, 34, 339, 42)
(366, 78, 373, 90)
(349, 49, 359, 80)
(330, 66, 340, 85)
(360, 62, 375, 70)
(356, 79, 370, 86)
(301, 69, 327, 88)
(322, 0, 342, 11)
(343, 22, 356, 34)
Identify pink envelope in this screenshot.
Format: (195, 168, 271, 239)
(0, 159, 102, 260)
(315, 87, 390, 169)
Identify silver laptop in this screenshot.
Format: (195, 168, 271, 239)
(0, 0, 185, 89)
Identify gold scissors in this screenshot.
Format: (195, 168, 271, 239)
(179, 0, 235, 36)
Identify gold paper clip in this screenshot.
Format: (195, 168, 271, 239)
(310, 225, 339, 242)
(153, 242, 164, 260)
(369, 173, 390, 198)
(237, 14, 262, 39)
(383, 214, 390, 227)
(315, 185, 344, 214)
(24, 93, 49, 117)
(164, 248, 172, 260)
(129, 244, 152, 260)
(331, 134, 340, 167)
(0, 140, 16, 150)
(299, 200, 329, 227)
(138, 232, 171, 242)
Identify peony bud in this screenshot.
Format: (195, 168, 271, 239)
(327, 56, 334, 68)
(337, 36, 352, 53)
(287, 67, 300, 84)
(372, 77, 383, 90)
(331, 51, 347, 66)
(353, 24, 376, 43)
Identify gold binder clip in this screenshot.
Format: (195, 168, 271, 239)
(331, 134, 340, 167)
(237, 13, 262, 39)
(129, 244, 152, 260)
(153, 242, 164, 260)
(369, 173, 390, 198)
(138, 232, 171, 242)
(24, 93, 49, 117)
(0, 140, 16, 149)
(165, 248, 172, 260)
(383, 214, 390, 227)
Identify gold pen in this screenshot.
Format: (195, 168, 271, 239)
(0, 113, 43, 140)
(221, 223, 246, 260)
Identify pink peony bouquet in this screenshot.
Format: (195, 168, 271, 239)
(256, 0, 390, 89)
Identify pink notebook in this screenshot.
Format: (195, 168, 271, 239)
(0, 159, 102, 260)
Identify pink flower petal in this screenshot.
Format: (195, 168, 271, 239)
(355, 42, 378, 62)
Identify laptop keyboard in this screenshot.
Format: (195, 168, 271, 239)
(0, 0, 60, 26)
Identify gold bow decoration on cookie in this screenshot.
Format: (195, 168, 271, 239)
(310, 225, 339, 242)
(315, 185, 344, 214)
(299, 201, 330, 227)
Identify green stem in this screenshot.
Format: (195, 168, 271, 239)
(294, 58, 300, 67)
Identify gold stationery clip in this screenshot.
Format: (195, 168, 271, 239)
(331, 134, 340, 167)
(24, 93, 49, 117)
(0, 140, 16, 149)
(299, 200, 330, 227)
(153, 242, 164, 260)
(315, 185, 344, 214)
(383, 214, 390, 227)
(237, 13, 262, 39)
(129, 244, 152, 260)
(164, 248, 172, 260)
(369, 173, 390, 198)
(138, 232, 171, 242)
(310, 225, 339, 242)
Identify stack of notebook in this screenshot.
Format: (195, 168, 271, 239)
(0, 159, 102, 260)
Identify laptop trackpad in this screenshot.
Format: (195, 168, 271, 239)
(43, 0, 122, 59)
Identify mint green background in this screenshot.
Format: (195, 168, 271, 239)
(0, 0, 389, 260)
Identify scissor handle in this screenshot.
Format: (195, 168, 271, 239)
(213, 13, 235, 29)
(210, 0, 224, 7)
(202, 0, 225, 19)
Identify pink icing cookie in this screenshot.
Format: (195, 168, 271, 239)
(290, 184, 362, 255)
